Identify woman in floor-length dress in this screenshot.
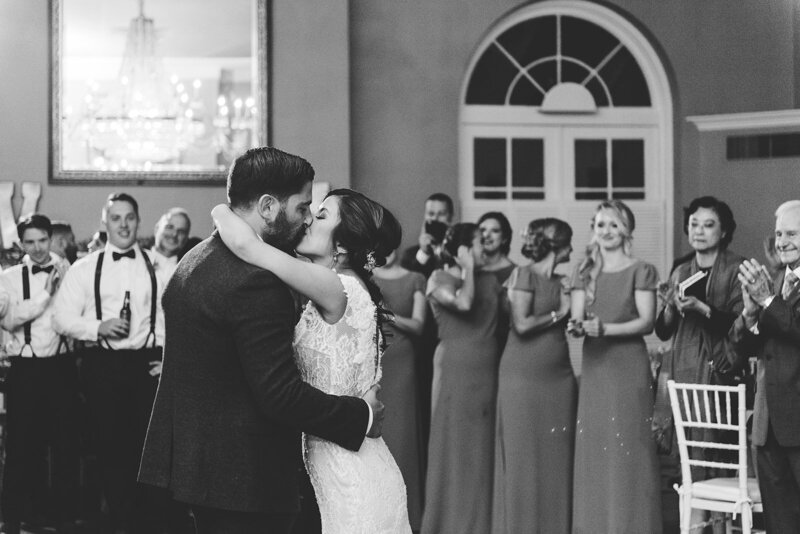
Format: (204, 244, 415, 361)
(492, 218, 577, 534)
(374, 251, 427, 531)
(568, 200, 662, 534)
(421, 223, 502, 534)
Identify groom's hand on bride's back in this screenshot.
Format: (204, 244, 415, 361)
(363, 384, 385, 438)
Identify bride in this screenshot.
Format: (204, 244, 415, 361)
(212, 188, 412, 534)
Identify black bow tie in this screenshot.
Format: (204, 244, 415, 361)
(112, 249, 136, 261)
(31, 265, 54, 275)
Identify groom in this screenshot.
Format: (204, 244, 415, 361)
(139, 147, 384, 533)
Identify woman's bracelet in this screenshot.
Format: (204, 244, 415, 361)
(551, 311, 558, 324)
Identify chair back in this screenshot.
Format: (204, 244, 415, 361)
(667, 381, 748, 494)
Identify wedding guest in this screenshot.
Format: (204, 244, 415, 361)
(51, 220, 78, 264)
(477, 211, 516, 283)
(655, 196, 745, 532)
(53, 193, 166, 533)
(400, 192, 455, 457)
(0, 214, 79, 534)
(492, 218, 576, 534)
(656, 196, 745, 385)
(421, 223, 501, 534)
(478, 211, 516, 350)
(374, 248, 427, 531)
(150, 207, 191, 280)
(731, 200, 800, 533)
(401, 193, 454, 279)
(568, 199, 662, 533)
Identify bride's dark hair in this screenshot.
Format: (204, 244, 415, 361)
(326, 188, 402, 351)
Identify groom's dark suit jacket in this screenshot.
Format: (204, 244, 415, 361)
(138, 234, 369, 513)
(729, 268, 800, 447)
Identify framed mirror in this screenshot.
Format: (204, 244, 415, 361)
(50, 0, 269, 185)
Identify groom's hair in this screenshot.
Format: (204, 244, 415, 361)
(227, 147, 315, 209)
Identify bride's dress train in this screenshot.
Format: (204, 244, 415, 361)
(293, 274, 411, 534)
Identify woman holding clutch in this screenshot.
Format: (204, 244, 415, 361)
(655, 196, 745, 386)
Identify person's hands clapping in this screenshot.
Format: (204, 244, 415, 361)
(738, 259, 774, 307)
(363, 384, 385, 438)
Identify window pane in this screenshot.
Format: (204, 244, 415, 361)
(599, 47, 651, 106)
(509, 77, 544, 106)
(512, 191, 545, 200)
(611, 192, 645, 200)
(530, 60, 558, 94)
(561, 16, 620, 69)
(575, 139, 607, 190)
(466, 44, 520, 105)
(496, 16, 557, 68)
(476, 191, 507, 200)
(612, 139, 644, 188)
(575, 191, 608, 200)
(474, 138, 507, 188)
(584, 76, 610, 107)
(511, 138, 544, 188)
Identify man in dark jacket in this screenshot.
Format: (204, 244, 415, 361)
(731, 199, 800, 533)
(139, 147, 383, 534)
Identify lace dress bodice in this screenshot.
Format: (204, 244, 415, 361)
(293, 274, 382, 396)
(291, 273, 410, 534)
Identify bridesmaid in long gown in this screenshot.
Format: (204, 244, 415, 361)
(492, 218, 577, 534)
(374, 249, 427, 531)
(568, 200, 662, 534)
(421, 223, 502, 534)
(478, 212, 516, 351)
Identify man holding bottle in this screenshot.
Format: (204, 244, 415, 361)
(54, 192, 165, 533)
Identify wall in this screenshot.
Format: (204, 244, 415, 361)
(0, 0, 350, 242)
(349, 0, 797, 258)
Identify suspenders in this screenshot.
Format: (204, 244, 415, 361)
(19, 265, 69, 358)
(94, 250, 159, 350)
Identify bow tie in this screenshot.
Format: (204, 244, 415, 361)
(112, 249, 136, 261)
(31, 265, 54, 275)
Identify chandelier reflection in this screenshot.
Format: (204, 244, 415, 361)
(65, 0, 256, 172)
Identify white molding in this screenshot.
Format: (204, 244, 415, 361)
(687, 109, 800, 132)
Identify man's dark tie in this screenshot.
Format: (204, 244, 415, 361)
(112, 249, 136, 261)
(31, 265, 54, 275)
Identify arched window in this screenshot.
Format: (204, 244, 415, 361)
(459, 0, 673, 278)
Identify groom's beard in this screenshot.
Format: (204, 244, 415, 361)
(264, 208, 306, 253)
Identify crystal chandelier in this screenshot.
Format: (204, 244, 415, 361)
(69, 0, 229, 172)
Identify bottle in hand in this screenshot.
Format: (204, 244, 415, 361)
(119, 290, 131, 337)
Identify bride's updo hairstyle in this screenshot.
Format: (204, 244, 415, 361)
(439, 222, 480, 268)
(326, 188, 402, 349)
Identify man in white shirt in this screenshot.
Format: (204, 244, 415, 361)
(150, 207, 191, 282)
(731, 199, 800, 533)
(53, 193, 165, 533)
(0, 214, 78, 534)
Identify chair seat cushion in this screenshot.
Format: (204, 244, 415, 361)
(692, 477, 761, 504)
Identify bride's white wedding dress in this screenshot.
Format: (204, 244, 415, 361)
(293, 273, 412, 534)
